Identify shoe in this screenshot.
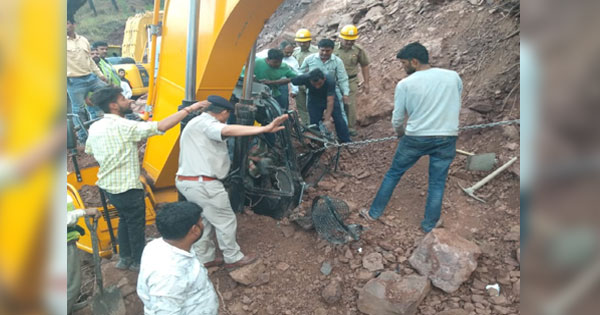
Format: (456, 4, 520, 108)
(359, 208, 376, 221)
(204, 257, 224, 268)
(129, 262, 140, 272)
(434, 218, 444, 228)
(349, 130, 358, 136)
(115, 258, 132, 270)
(224, 254, 257, 270)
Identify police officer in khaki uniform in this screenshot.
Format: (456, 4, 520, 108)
(334, 25, 370, 136)
(291, 28, 318, 124)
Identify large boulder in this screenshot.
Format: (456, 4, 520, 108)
(357, 271, 431, 315)
(229, 259, 269, 286)
(409, 229, 481, 293)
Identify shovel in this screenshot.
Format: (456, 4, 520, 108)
(84, 217, 126, 315)
(456, 149, 497, 172)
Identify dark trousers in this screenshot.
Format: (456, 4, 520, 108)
(105, 189, 146, 263)
(275, 84, 290, 111)
(307, 95, 351, 143)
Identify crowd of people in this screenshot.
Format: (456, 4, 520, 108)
(66, 14, 462, 315)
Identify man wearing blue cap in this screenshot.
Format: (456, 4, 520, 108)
(176, 95, 288, 270)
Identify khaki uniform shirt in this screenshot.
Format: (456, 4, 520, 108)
(66, 34, 103, 78)
(292, 45, 318, 67)
(333, 43, 370, 78)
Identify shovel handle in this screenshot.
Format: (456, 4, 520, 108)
(84, 216, 104, 295)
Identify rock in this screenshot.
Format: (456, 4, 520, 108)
(512, 279, 520, 298)
(490, 295, 508, 305)
(363, 252, 384, 271)
(357, 270, 374, 280)
(280, 225, 295, 238)
(409, 229, 482, 293)
(318, 180, 336, 190)
(314, 308, 328, 315)
(230, 302, 246, 315)
(501, 125, 519, 140)
(504, 142, 518, 151)
(229, 259, 268, 286)
(438, 310, 469, 315)
(322, 280, 342, 304)
(472, 278, 487, 290)
(276, 262, 290, 272)
(321, 261, 333, 275)
(471, 294, 485, 304)
(516, 248, 520, 264)
(358, 271, 431, 315)
(469, 103, 494, 114)
(493, 305, 511, 314)
(242, 295, 252, 304)
(365, 5, 386, 24)
(223, 291, 233, 301)
(503, 225, 520, 241)
(379, 240, 395, 251)
(464, 303, 475, 311)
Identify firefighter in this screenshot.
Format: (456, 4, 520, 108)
(334, 25, 370, 136)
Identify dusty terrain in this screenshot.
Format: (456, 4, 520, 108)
(71, 0, 520, 314)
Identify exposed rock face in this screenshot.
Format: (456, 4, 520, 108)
(409, 229, 482, 293)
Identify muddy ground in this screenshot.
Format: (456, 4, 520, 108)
(71, 0, 520, 314)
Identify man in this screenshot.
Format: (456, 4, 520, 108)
(92, 41, 121, 86)
(175, 95, 288, 269)
(334, 25, 370, 136)
(253, 49, 297, 110)
(137, 202, 218, 314)
(66, 15, 108, 141)
(291, 28, 318, 124)
(118, 68, 132, 89)
(85, 87, 208, 271)
(299, 38, 350, 125)
(291, 69, 351, 143)
(359, 42, 462, 233)
(67, 195, 100, 314)
(279, 40, 299, 111)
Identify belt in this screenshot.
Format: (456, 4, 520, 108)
(67, 74, 92, 79)
(348, 74, 358, 79)
(177, 175, 218, 182)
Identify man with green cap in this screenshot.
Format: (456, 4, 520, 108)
(334, 25, 370, 136)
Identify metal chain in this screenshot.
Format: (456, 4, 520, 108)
(315, 119, 520, 152)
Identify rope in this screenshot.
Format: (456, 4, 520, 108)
(314, 119, 520, 152)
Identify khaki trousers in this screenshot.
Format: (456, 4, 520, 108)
(345, 76, 359, 132)
(176, 180, 244, 264)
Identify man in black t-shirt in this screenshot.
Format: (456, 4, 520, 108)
(291, 69, 351, 142)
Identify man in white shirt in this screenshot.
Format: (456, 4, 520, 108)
(360, 42, 462, 233)
(175, 95, 288, 269)
(137, 202, 219, 315)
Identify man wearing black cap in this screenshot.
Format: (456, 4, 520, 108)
(85, 86, 209, 271)
(176, 95, 288, 270)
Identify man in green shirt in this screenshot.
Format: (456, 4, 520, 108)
(253, 49, 297, 110)
(334, 25, 370, 136)
(292, 28, 318, 124)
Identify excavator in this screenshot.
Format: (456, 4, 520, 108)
(67, 0, 338, 257)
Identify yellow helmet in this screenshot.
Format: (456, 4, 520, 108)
(295, 29, 312, 42)
(339, 25, 359, 40)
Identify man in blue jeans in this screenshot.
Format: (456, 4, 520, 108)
(359, 42, 462, 233)
(291, 69, 351, 143)
(67, 15, 108, 142)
